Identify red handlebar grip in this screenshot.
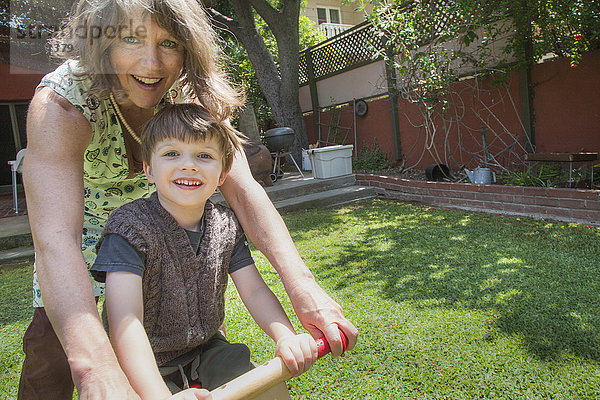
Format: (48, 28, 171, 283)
(315, 330, 348, 358)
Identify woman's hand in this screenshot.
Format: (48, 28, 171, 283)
(169, 388, 212, 399)
(286, 278, 359, 357)
(275, 333, 318, 377)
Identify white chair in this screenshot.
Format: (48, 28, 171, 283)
(8, 148, 26, 214)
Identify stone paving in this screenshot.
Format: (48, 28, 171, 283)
(0, 193, 27, 219)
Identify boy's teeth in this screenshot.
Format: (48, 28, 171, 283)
(176, 179, 201, 186)
(133, 75, 161, 84)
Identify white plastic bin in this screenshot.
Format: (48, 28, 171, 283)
(307, 145, 353, 179)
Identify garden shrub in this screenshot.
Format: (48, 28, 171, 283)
(353, 140, 392, 173)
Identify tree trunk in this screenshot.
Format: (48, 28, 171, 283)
(210, 0, 308, 159)
(238, 103, 262, 144)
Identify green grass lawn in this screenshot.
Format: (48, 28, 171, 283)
(2, 199, 600, 399)
(0, 260, 33, 400)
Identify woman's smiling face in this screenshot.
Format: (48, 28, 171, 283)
(109, 11, 184, 109)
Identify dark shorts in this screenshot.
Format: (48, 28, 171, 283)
(161, 331, 253, 392)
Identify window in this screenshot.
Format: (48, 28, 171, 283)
(0, 102, 28, 189)
(329, 8, 341, 24)
(317, 7, 327, 24)
(316, 7, 341, 24)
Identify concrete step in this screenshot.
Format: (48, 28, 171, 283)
(266, 175, 356, 203)
(0, 246, 35, 264)
(210, 174, 357, 206)
(273, 185, 377, 213)
(0, 214, 32, 251)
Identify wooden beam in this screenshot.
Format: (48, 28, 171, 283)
(519, 65, 535, 153)
(305, 50, 321, 143)
(384, 47, 402, 161)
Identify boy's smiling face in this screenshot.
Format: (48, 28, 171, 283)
(143, 137, 227, 222)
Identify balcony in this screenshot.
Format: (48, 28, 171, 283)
(317, 23, 355, 39)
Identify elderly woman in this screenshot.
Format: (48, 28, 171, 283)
(18, 1, 358, 399)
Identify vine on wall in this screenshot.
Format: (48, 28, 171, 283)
(361, 0, 599, 175)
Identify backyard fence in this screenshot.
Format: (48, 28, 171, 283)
(299, 20, 600, 172)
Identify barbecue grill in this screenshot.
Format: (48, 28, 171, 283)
(263, 127, 304, 182)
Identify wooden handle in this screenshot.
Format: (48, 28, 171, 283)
(210, 331, 347, 400)
(210, 356, 291, 400)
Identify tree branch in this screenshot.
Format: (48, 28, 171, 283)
(230, 1, 259, 32)
(247, 0, 280, 26)
(279, 0, 302, 21)
(206, 7, 241, 37)
(247, 0, 301, 31)
(227, 0, 281, 101)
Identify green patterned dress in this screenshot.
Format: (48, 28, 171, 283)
(32, 60, 185, 307)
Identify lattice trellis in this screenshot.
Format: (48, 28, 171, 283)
(429, 0, 455, 38)
(298, 0, 463, 88)
(299, 22, 385, 86)
(298, 1, 458, 86)
(298, 52, 309, 84)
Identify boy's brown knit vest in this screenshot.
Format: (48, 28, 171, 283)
(99, 192, 243, 365)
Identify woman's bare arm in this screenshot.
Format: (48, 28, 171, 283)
(219, 149, 358, 356)
(23, 88, 139, 399)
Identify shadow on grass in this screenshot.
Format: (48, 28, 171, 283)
(285, 199, 600, 362)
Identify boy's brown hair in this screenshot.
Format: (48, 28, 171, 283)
(141, 104, 246, 173)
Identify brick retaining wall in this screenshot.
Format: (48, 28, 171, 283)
(356, 174, 600, 226)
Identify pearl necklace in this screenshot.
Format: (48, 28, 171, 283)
(109, 92, 142, 144)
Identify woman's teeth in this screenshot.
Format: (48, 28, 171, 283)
(133, 75, 161, 85)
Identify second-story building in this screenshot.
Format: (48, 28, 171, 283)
(302, 0, 373, 38)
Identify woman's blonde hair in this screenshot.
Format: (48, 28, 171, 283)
(52, 0, 243, 121)
(141, 104, 246, 173)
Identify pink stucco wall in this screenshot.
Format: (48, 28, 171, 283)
(0, 63, 45, 101)
(304, 50, 600, 170)
(532, 50, 600, 153)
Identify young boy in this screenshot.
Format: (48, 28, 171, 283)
(91, 104, 317, 400)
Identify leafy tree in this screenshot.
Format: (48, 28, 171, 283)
(217, 9, 324, 132)
(363, 0, 599, 166)
(4, 0, 75, 67)
(367, 0, 600, 97)
(208, 0, 318, 156)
